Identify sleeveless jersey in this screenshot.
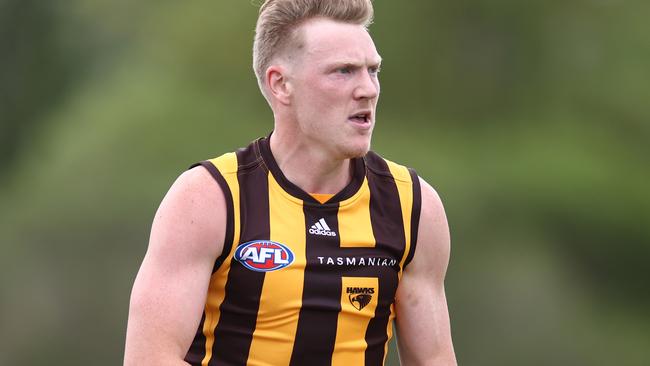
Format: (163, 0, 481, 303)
(184, 136, 422, 366)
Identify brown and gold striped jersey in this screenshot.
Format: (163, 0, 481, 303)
(184, 136, 421, 366)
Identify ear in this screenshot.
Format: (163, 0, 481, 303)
(266, 65, 292, 105)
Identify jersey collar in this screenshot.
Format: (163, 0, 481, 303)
(256, 134, 366, 205)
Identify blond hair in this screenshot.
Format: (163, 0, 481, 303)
(253, 0, 374, 99)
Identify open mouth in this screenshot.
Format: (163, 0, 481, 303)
(348, 112, 371, 124)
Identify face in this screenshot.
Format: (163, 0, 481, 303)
(285, 17, 381, 159)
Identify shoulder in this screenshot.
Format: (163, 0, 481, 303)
(418, 177, 447, 227)
(165, 164, 226, 214)
(148, 164, 228, 261)
(409, 176, 451, 278)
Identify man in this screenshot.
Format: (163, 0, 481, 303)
(124, 0, 456, 365)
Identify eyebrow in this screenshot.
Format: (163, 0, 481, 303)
(332, 57, 382, 68)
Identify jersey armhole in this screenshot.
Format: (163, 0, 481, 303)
(403, 168, 421, 268)
(189, 161, 235, 273)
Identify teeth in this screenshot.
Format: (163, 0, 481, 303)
(349, 113, 369, 122)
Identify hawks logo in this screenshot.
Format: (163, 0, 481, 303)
(234, 240, 294, 272)
(347, 286, 375, 311)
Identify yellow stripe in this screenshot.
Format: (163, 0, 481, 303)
(201, 153, 241, 366)
(331, 277, 379, 366)
(383, 304, 396, 365)
(338, 178, 375, 248)
(385, 159, 415, 363)
(246, 173, 306, 366)
(385, 159, 414, 278)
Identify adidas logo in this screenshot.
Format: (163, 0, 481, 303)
(309, 218, 337, 237)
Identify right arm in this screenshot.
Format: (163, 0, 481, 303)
(124, 167, 227, 365)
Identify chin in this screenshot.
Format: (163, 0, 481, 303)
(341, 140, 371, 158)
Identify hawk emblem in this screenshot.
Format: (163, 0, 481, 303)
(349, 293, 372, 311)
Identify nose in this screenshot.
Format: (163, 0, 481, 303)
(353, 69, 379, 100)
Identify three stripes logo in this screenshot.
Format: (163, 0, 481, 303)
(309, 218, 337, 237)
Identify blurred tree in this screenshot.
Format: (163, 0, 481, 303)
(0, 0, 78, 179)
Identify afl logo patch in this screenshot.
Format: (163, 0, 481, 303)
(234, 240, 295, 272)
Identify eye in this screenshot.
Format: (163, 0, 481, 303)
(369, 66, 381, 76)
(337, 66, 352, 74)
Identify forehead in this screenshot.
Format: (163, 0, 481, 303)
(295, 17, 381, 65)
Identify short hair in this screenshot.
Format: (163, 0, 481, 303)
(253, 0, 374, 100)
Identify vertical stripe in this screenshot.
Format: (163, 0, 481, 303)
(199, 154, 241, 365)
(209, 148, 269, 365)
(290, 204, 342, 366)
(338, 176, 385, 366)
(200, 256, 232, 366)
(246, 174, 306, 366)
(405, 169, 421, 267)
(364, 154, 405, 366)
(331, 277, 379, 366)
(338, 179, 375, 248)
(386, 304, 396, 352)
(383, 161, 414, 365)
(385, 160, 414, 278)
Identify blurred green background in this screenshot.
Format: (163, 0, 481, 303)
(1, 0, 649, 365)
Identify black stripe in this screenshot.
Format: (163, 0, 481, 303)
(209, 147, 269, 365)
(405, 169, 421, 267)
(364, 153, 405, 366)
(291, 152, 406, 365)
(290, 205, 342, 366)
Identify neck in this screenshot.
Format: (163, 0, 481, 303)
(269, 129, 352, 195)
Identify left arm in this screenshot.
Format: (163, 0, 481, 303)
(394, 177, 457, 365)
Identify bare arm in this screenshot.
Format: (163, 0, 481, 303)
(124, 167, 226, 365)
(394, 177, 457, 365)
